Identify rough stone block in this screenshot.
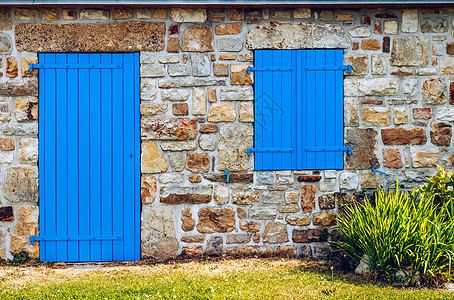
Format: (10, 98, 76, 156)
(3, 166, 38, 203)
(10, 206, 39, 259)
(410, 147, 439, 168)
(292, 229, 322, 243)
(263, 222, 288, 243)
(301, 185, 316, 211)
(390, 37, 429, 66)
(170, 8, 207, 22)
(160, 185, 212, 204)
(345, 128, 379, 169)
(141, 118, 197, 140)
(186, 152, 210, 173)
(430, 122, 452, 146)
(382, 128, 427, 145)
(181, 25, 213, 52)
(141, 175, 157, 204)
(218, 124, 253, 171)
(383, 148, 403, 168)
(141, 142, 168, 173)
(19, 138, 38, 163)
(15, 99, 38, 121)
(197, 208, 234, 233)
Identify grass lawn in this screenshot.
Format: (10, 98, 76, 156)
(0, 258, 452, 299)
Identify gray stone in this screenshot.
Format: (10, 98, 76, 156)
(161, 142, 197, 151)
(140, 52, 155, 64)
(256, 171, 275, 184)
(141, 206, 179, 260)
(348, 26, 370, 37)
(402, 9, 418, 33)
(371, 54, 388, 75)
(158, 174, 184, 184)
(199, 134, 216, 151)
(220, 87, 254, 100)
(226, 234, 251, 244)
(246, 21, 351, 49)
(214, 185, 229, 204)
(0, 34, 12, 54)
(140, 65, 165, 78)
(2, 124, 38, 136)
(340, 171, 359, 190)
(344, 78, 399, 96)
(167, 65, 191, 77)
(3, 166, 39, 203)
(402, 79, 418, 96)
(218, 124, 253, 171)
(438, 107, 454, 122)
(262, 191, 283, 204)
(421, 18, 447, 33)
(355, 254, 370, 275)
(161, 89, 191, 101)
(191, 54, 211, 77)
(263, 222, 289, 243)
(217, 37, 244, 52)
(206, 236, 223, 256)
(169, 152, 185, 172)
(159, 78, 226, 88)
(249, 205, 278, 220)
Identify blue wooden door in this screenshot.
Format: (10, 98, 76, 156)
(32, 53, 140, 262)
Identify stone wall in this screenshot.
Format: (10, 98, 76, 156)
(0, 6, 453, 260)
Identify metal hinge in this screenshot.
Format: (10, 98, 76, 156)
(247, 67, 293, 74)
(305, 146, 352, 155)
(29, 64, 122, 72)
(304, 65, 352, 73)
(247, 148, 293, 156)
(30, 235, 122, 245)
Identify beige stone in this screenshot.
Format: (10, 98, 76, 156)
(141, 175, 157, 204)
(383, 148, 403, 168)
(390, 37, 430, 67)
(293, 8, 311, 19)
(218, 124, 253, 171)
(384, 21, 398, 34)
(181, 25, 214, 52)
(140, 103, 167, 116)
(394, 108, 408, 125)
(170, 8, 207, 22)
(80, 9, 110, 20)
(361, 172, 379, 189)
(0, 138, 15, 151)
(231, 64, 254, 85)
(344, 55, 368, 75)
(136, 8, 152, 19)
(10, 206, 39, 259)
(43, 9, 59, 20)
(239, 103, 254, 122)
(153, 9, 167, 18)
(422, 78, 445, 104)
(371, 54, 389, 75)
(440, 57, 454, 74)
(141, 118, 197, 140)
(21, 57, 38, 77)
(15, 99, 38, 121)
(181, 208, 195, 232)
(214, 185, 229, 204)
(192, 88, 207, 115)
(141, 142, 168, 173)
(313, 212, 336, 226)
(232, 191, 259, 205)
(141, 79, 157, 100)
(161, 142, 197, 151)
(0, 102, 11, 122)
(344, 97, 359, 127)
(240, 221, 261, 232)
(197, 208, 234, 233)
(186, 152, 210, 173)
(410, 147, 439, 168)
(6, 57, 18, 77)
(14, 8, 38, 20)
(262, 222, 288, 243)
(141, 206, 178, 260)
(208, 103, 236, 122)
(285, 191, 299, 204)
(362, 107, 391, 126)
(345, 78, 399, 96)
(3, 166, 38, 203)
(19, 138, 38, 163)
(62, 9, 76, 20)
(0, 8, 11, 30)
(301, 185, 316, 211)
(402, 9, 418, 33)
(348, 26, 371, 37)
(286, 215, 310, 226)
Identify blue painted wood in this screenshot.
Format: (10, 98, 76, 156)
(253, 49, 345, 170)
(38, 53, 140, 262)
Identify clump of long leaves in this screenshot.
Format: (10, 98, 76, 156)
(332, 168, 454, 285)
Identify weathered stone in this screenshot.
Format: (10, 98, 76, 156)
(0, 206, 13, 221)
(255, 171, 273, 185)
(362, 107, 391, 126)
(114, 8, 132, 20)
(411, 147, 439, 168)
(140, 65, 165, 78)
(286, 215, 310, 226)
(3, 166, 38, 203)
(0, 81, 37, 98)
(344, 97, 359, 127)
(161, 89, 190, 101)
(421, 17, 447, 33)
(413, 108, 432, 120)
(15, 99, 38, 121)
(402, 9, 418, 33)
(181, 235, 205, 243)
(361, 172, 379, 189)
(319, 10, 333, 21)
(167, 152, 184, 172)
(160, 142, 197, 152)
(140, 103, 167, 116)
(216, 23, 242, 35)
(345, 128, 379, 169)
(10, 206, 39, 259)
(166, 37, 179, 53)
(204, 173, 253, 183)
(285, 191, 298, 204)
(170, 8, 206, 22)
(239, 220, 261, 232)
(319, 194, 335, 209)
(158, 55, 179, 64)
(16, 22, 165, 52)
(237, 208, 247, 219)
(159, 174, 184, 184)
(217, 37, 243, 52)
(391, 68, 414, 76)
(226, 234, 251, 244)
(160, 185, 212, 204)
(262, 222, 288, 243)
(213, 64, 228, 77)
(188, 174, 201, 183)
(313, 213, 336, 226)
(197, 208, 234, 233)
(0, 34, 11, 55)
(141, 79, 157, 100)
(141, 142, 168, 173)
(21, 57, 38, 77)
(382, 128, 427, 145)
(191, 54, 211, 77)
(384, 21, 398, 34)
(6, 57, 18, 77)
(153, 9, 167, 18)
(249, 205, 278, 219)
(14, 8, 38, 20)
(181, 25, 213, 52)
(297, 176, 321, 183)
(218, 124, 253, 171)
(348, 27, 370, 38)
(292, 229, 322, 243)
(19, 138, 37, 163)
(232, 191, 259, 205)
(301, 185, 316, 211)
(0, 138, 14, 151)
(141, 175, 157, 204)
(438, 107, 454, 122)
(159, 78, 226, 88)
(181, 208, 195, 232)
(192, 88, 207, 115)
(344, 78, 399, 96)
(80, 9, 109, 20)
(337, 13, 355, 21)
(340, 172, 359, 190)
(371, 54, 388, 75)
(239, 103, 254, 123)
(394, 108, 408, 125)
(200, 124, 218, 133)
(383, 148, 403, 168)
(0, 8, 11, 30)
(440, 57, 454, 74)
(238, 53, 253, 62)
(43, 9, 60, 21)
(204, 236, 223, 256)
(211, 16, 225, 22)
(220, 87, 254, 101)
(213, 185, 228, 204)
(431, 122, 452, 146)
(198, 134, 216, 151)
(246, 21, 350, 49)
(182, 246, 203, 257)
(231, 64, 253, 85)
(273, 10, 290, 19)
(62, 9, 77, 20)
(422, 78, 445, 104)
(261, 191, 282, 204)
(361, 39, 381, 50)
(141, 118, 197, 140)
(141, 206, 178, 260)
(280, 205, 300, 213)
(2, 124, 38, 136)
(390, 37, 430, 67)
(0, 102, 10, 122)
(186, 152, 210, 173)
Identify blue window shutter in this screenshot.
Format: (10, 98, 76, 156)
(253, 49, 346, 170)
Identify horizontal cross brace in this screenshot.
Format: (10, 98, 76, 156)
(247, 148, 293, 155)
(305, 146, 352, 155)
(305, 65, 352, 73)
(247, 67, 293, 74)
(30, 235, 122, 245)
(29, 64, 122, 72)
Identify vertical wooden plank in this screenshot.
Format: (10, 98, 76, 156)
(55, 53, 69, 262)
(262, 50, 273, 170)
(325, 50, 337, 169)
(254, 50, 263, 170)
(305, 50, 316, 170)
(273, 50, 282, 170)
(38, 53, 47, 262)
(100, 54, 113, 261)
(89, 54, 102, 261)
(112, 54, 124, 261)
(133, 53, 141, 260)
(78, 53, 91, 261)
(315, 50, 327, 169)
(296, 50, 304, 170)
(335, 50, 345, 169)
(123, 53, 135, 260)
(43, 53, 57, 261)
(281, 50, 293, 170)
(67, 53, 80, 262)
